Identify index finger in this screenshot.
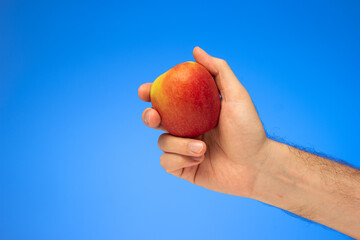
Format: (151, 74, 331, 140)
(138, 83, 152, 102)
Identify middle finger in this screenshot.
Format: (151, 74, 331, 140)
(158, 133, 206, 157)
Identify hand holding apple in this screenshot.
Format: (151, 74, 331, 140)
(138, 46, 268, 198)
(139, 47, 360, 238)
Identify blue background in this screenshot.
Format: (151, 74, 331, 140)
(1, 0, 359, 239)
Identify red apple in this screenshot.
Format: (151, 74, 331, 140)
(150, 61, 221, 138)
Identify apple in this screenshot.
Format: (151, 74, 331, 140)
(150, 61, 221, 138)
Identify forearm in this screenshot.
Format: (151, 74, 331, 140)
(253, 140, 360, 238)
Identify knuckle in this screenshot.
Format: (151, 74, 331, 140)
(218, 59, 228, 66)
(214, 58, 228, 68)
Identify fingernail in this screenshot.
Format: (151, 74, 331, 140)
(144, 111, 150, 125)
(188, 142, 203, 154)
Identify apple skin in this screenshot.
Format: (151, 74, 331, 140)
(150, 61, 221, 138)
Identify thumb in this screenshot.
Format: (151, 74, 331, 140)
(193, 46, 247, 102)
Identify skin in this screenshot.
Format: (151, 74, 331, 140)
(138, 47, 360, 238)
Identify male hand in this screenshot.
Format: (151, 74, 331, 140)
(139, 47, 360, 238)
(138, 47, 270, 198)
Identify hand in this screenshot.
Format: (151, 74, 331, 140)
(139, 47, 360, 238)
(138, 47, 271, 198)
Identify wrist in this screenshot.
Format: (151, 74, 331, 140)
(250, 139, 310, 211)
(250, 139, 360, 238)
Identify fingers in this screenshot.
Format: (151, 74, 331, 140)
(158, 134, 206, 178)
(160, 152, 204, 176)
(138, 83, 152, 102)
(138, 83, 166, 131)
(193, 46, 248, 102)
(139, 83, 167, 131)
(193, 46, 225, 76)
(158, 133, 206, 157)
(142, 108, 167, 131)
